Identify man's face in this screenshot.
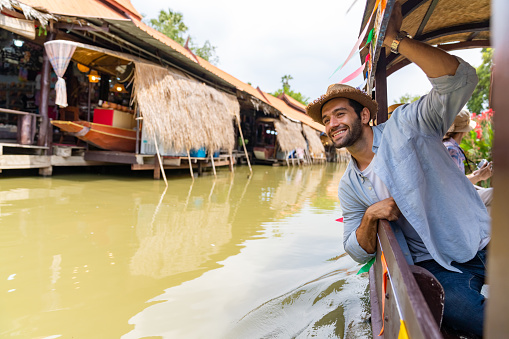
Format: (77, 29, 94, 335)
(322, 98, 364, 149)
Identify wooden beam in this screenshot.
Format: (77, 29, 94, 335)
(84, 150, 137, 164)
(415, 0, 440, 37)
(38, 31, 56, 152)
(375, 47, 388, 124)
(417, 21, 490, 42)
(56, 23, 109, 32)
(486, 0, 509, 337)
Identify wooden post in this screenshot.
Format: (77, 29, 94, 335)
(210, 151, 217, 177)
(486, 1, 509, 337)
(187, 149, 194, 180)
(18, 115, 33, 144)
(285, 151, 289, 167)
(229, 151, 234, 172)
(153, 153, 161, 180)
(153, 136, 167, 187)
(135, 106, 140, 154)
(38, 31, 56, 152)
(375, 47, 388, 125)
(236, 115, 252, 174)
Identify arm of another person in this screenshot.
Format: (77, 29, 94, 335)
(383, 2, 478, 136)
(340, 183, 401, 261)
(467, 162, 493, 185)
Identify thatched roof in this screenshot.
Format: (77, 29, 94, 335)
(360, 0, 490, 76)
(134, 62, 240, 153)
(273, 116, 308, 153)
(302, 124, 325, 155)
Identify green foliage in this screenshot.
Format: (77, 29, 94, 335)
(270, 75, 310, 105)
(148, 8, 218, 65)
(394, 93, 420, 104)
(467, 48, 493, 114)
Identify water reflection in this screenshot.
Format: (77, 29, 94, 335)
(0, 163, 368, 338)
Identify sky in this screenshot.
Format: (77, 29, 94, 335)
(130, 0, 483, 104)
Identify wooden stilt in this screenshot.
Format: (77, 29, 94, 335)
(236, 115, 252, 174)
(229, 151, 234, 172)
(210, 151, 217, 177)
(153, 136, 167, 187)
(153, 154, 161, 180)
(286, 152, 289, 167)
(187, 149, 195, 180)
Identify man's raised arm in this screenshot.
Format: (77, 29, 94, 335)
(383, 2, 459, 78)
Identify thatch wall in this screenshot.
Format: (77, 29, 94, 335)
(273, 116, 308, 152)
(134, 62, 240, 153)
(302, 124, 325, 155)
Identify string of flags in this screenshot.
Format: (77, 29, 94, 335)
(330, 0, 388, 89)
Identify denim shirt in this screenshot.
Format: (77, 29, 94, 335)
(339, 58, 490, 273)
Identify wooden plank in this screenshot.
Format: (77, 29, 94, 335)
(0, 143, 48, 150)
(0, 155, 51, 169)
(377, 220, 443, 339)
(486, 1, 509, 337)
(51, 156, 106, 167)
(84, 150, 137, 164)
(375, 47, 388, 124)
(369, 265, 384, 338)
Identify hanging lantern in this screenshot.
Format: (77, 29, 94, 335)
(77, 63, 90, 73)
(112, 83, 128, 93)
(88, 70, 100, 83)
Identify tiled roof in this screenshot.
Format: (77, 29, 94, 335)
(18, 0, 134, 20)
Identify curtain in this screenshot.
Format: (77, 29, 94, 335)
(44, 41, 76, 108)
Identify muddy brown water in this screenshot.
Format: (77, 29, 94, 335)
(0, 164, 371, 338)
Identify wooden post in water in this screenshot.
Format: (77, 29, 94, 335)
(485, 1, 509, 337)
(236, 115, 252, 174)
(187, 149, 194, 180)
(153, 136, 167, 187)
(210, 151, 217, 177)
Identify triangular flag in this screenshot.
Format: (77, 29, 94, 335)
(336, 217, 344, 222)
(357, 256, 375, 275)
(340, 62, 366, 84)
(398, 319, 409, 339)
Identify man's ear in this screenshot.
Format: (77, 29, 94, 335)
(360, 107, 371, 124)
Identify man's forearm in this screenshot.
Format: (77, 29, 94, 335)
(396, 38, 460, 78)
(356, 212, 378, 254)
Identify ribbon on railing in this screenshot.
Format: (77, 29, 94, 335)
(378, 251, 389, 336)
(357, 256, 375, 275)
(329, 0, 381, 79)
(398, 319, 409, 339)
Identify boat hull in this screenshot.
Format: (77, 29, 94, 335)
(51, 120, 136, 152)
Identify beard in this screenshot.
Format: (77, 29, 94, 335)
(330, 117, 363, 149)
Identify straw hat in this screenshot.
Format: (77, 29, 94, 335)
(447, 109, 476, 133)
(306, 84, 378, 125)
(388, 103, 405, 114)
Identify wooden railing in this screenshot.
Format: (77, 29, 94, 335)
(369, 220, 444, 339)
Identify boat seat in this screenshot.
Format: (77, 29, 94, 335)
(410, 265, 445, 327)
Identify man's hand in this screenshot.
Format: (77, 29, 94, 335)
(356, 198, 401, 254)
(366, 197, 401, 222)
(383, 1, 403, 47)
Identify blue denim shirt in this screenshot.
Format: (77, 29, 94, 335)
(339, 58, 490, 273)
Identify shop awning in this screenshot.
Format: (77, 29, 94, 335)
(273, 116, 308, 153)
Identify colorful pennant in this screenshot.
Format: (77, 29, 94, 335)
(356, 256, 375, 275)
(340, 62, 366, 84)
(335, 217, 344, 222)
(378, 251, 388, 336)
(398, 319, 409, 339)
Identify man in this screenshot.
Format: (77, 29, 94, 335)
(305, 3, 489, 337)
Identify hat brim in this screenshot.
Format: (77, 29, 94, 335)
(306, 87, 378, 125)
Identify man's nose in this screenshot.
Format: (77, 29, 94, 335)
(330, 115, 340, 126)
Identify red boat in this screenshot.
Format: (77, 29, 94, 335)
(51, 120, 136, 152)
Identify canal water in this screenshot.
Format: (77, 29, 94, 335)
(0, 164, 371, 338)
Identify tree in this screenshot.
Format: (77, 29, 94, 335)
(149, 8, 218, 65)
(394, 93, 420, 104)
(271, 75, 310, 105)
(467, 48, 493, 114)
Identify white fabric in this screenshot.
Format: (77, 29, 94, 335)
(361, 157, 391, 200)
(44, 41, 76, 108)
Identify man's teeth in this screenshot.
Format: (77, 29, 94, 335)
(333, 129, 346, 137)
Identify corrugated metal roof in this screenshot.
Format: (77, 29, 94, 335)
(19, 0, 131, 20)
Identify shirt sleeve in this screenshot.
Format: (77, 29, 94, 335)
(396, 57, 478, 138)
(446, 145, 466, 174)
(339, 180, 376, 264)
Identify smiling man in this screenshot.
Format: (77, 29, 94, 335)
(305, 3, 489, 337)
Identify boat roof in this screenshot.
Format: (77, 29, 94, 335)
(360, 0, 491, 76)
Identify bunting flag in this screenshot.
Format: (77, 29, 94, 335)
(329, 0, 381, 79)
(378, 251, 389, 336)
(335, 217, 344, 222)
(356, 256, 375, 275)
(398, 319, 409, 339)
(340, 62, 366, 84)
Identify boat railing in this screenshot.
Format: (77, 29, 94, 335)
(370, 219, 444, 339)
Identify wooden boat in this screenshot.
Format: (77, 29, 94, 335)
(51, 120, 136, 152)
(355, 0, 491, 338)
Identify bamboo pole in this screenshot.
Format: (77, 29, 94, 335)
(210, 151, 217, 177)
(285, 151, 289, 167)
(187, 149, 195, 180)
(229, 151, 234, 173)
(153, 136, 167, 187)
(236, 115, 252, 174)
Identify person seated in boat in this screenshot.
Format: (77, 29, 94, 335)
(443, 109, 493, 210)
(305, 2, 488, 337)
